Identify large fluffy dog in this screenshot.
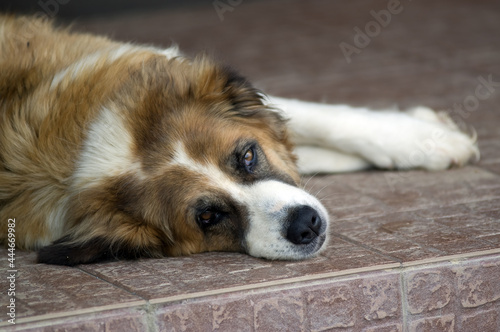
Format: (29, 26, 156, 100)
(0, 16, 478, 265)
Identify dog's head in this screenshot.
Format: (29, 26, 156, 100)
(37, 55, 328, 265)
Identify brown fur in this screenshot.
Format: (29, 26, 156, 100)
(0, 15, 299, 265)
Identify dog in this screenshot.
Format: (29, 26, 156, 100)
(0, 15, 478, 265)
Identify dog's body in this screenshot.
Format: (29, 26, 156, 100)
(0, 16, 478, 265)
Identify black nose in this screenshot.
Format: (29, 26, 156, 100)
(286, 206, 322, 245)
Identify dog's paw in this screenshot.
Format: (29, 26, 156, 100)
(356, 109, 479, 171)
(407, 106, 460, 131)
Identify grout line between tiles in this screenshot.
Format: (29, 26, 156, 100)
(76, 266, 150, 302)
(330, 232, 404, 263)
(6, 300, 147, 327)
(143, 302, 160, 332)
(399, 248, 500, 267)
(399, 269, 409, 332)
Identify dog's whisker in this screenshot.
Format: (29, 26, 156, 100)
(313, 183, 331, 199)
(300, 173, 317, 191)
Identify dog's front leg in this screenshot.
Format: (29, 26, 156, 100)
(267, 96, 479, 173)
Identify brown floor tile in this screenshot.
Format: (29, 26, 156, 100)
(0, 255, 144, 322)
(12, 308, 149, 332)
(333, 217, 441, 262)
(404, 255, 500, 332)
(371, 213, 496, 256)
(479, 234, 500, 246)
(454, 255, 500, 309)
(460, 308, 499, 332)
(156, 295, 254, 332)
(408, 314, 456, 332)
(363, 324, 403, 332)
(302, 270, 403, 331)
(405, 267, 456, 315)
(252, 289, 304, 332)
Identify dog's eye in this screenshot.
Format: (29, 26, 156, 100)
(197, 210, 221, 227)
(242, 147, 257, 172)
(244, 149, 254, 165)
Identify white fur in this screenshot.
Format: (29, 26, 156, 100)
(72, 106, 146, 189)
(268, 96, 479, 172)
(294, 146, 369, 174)
(45, 196, 69, 244)
(50, 50, 106, 90)
(27, 192, 68, 248)
(170, 141, 244, 199)
(154, 45, 181, 59)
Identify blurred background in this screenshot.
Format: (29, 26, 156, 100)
(2, 0, 499, 136)
(0, 0, 210, 18)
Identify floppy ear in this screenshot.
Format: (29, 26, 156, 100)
(35, 175, 174, 266)
(218, 66, 291, 143)
(37, 235, 118, 266)
(36, 194, 171, 266)
(37, 228, 167, 266)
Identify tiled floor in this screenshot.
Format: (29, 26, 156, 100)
(1, 0, 500, 331)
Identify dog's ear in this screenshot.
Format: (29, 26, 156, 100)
(218, 66, 291, 141)
(36, 207, 171, 266)
(36, 175, 174, 266)
(37, 231, 166, 266)
(37, 235, 117, 266)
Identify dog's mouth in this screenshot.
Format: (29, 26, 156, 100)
(286, 231, 328, 260)
(244, 225, 328, 261)
(301, 231, 328, 257)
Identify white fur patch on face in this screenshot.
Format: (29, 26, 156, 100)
(73, 106, 145, 189)
(170, 141, 329, 259)
(170, 141, 244, 198)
